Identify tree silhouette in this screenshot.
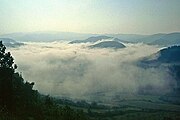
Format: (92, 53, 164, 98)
(0, 41, 17, 111)
(0, 41, 90, 119)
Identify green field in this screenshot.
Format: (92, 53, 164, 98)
(56, 94, 180, 120)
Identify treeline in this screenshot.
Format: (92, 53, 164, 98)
(0, 41, 89, 120)
(55, 99, 108, 109)
(159, 45, 180, 63)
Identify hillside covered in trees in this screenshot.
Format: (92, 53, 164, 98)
(0, 41, 89, 120)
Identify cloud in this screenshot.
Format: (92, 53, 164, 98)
(9, 42, 174, 101)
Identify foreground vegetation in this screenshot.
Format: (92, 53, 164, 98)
(0, 41, 89, 120)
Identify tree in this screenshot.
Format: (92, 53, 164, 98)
(0, 41, 89, 119)
(0, 41, 17, 111)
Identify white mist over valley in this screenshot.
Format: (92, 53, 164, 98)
(9, 41, 173, 102)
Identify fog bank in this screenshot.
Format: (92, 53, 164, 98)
(9, 42, 173, 101)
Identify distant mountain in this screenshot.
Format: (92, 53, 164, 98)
(0, 38, 24, 47)
(89, 41, 126, 49)
(133, 33, 166, 43)
(133, 32, 180, 47)
(69, 35, 126, 49)
(0, 32, 97, 42)
(0, 32, 147, 42)
(149, 33, 180, 46)
(1, 32, 179, 46)
(69, 36, 114, 44)
(69, 32, 180, 46)
(107, 34, 148, 42)
(69, 35, 126, 44)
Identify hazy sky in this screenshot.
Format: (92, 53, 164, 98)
(0, 0, 180, 35)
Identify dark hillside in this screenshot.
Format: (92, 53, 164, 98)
(0, 41, 89, 120)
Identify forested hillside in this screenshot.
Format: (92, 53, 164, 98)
(0, 41, 88, 120)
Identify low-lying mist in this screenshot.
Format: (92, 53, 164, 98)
(9, 42, 173, 101)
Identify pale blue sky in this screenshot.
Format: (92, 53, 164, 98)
(0, 0, 180, 35)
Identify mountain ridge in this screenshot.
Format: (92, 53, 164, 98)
(89, 41, 126, 49)
(0, 38, 24, 47)
(1, 32, 180, 47)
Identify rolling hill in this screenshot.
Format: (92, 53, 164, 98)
(140, 46, 180, 104)
(0, 38, 24, 47)
(149, 33, 180, 46)
(133, 32, 180, 47)
(89, 41, 126, 49)
(69, 36, 113, 44)
(1, 32, 180, 47)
